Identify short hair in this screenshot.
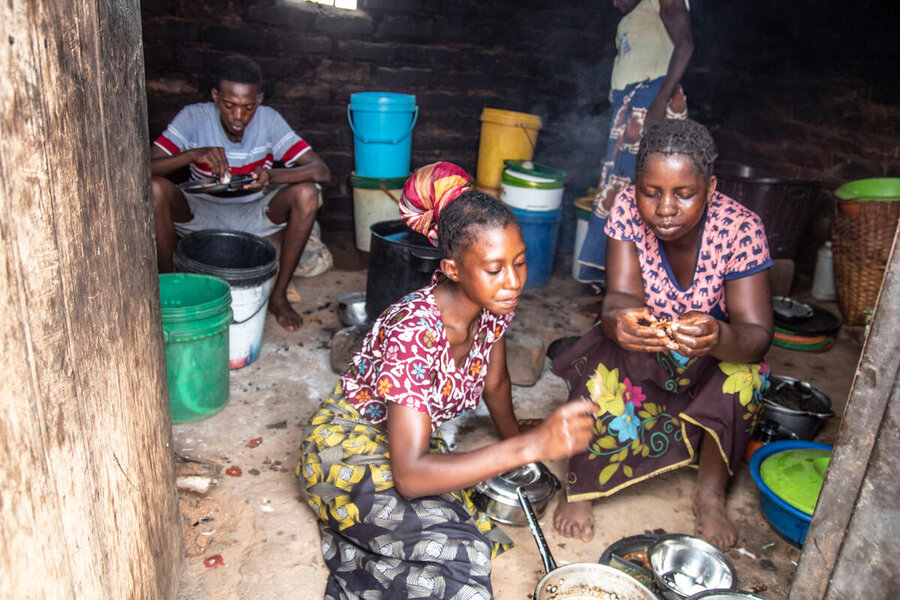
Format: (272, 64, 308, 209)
(437, 190, 521, 259)
(214, 54, 263, 90)
(636, 119, 718, 178)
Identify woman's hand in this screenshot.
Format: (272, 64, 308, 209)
(526, 400, 598, 462)
(669, 311, 720, 357)
(607, 306, 676, 353)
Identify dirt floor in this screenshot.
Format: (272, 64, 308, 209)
(174, 232, 862, 600)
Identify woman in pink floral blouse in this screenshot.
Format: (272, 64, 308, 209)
(553, 120, 774, 551)
(299, 162, 596, 600)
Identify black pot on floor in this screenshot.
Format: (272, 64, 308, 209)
(366, 220, 441, 321)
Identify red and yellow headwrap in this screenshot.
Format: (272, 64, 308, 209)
(399, 162, 471, 246)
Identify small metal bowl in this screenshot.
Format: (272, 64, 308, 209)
(473, 462, 559, 526)
(648, 535, 737, 600)
(337, 292, 369, 326)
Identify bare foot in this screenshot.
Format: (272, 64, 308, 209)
(268, 294, 303, 331)
(693, 490, 736, 550)
(553, 499, 594, 542)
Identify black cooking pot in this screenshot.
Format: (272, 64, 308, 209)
(365, 220, 442, 321)
(714, 162, 821, 260)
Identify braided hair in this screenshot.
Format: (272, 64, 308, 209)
(437, 190, 520, 260)
(635, 119, 718, 178)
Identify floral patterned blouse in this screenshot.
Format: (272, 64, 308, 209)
(605, 186, 773, 321)
(341, 272, 514, 431)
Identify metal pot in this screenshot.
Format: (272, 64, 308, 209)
(761, 375, 834, 440)
(473, 462, 559, 526)
(518, 488, 658, 600)
(336, 292, 369, 326)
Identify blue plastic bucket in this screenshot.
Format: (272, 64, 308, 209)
(348, 92, 418, 178)
(509, 205, 562, 288)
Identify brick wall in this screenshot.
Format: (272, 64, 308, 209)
(142, 0, 898, 280)
(142, 0, 617, 241)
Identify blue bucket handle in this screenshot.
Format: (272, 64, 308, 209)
(347, 105, 419, 145)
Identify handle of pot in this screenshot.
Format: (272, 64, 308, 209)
(517, 486, 557, 574)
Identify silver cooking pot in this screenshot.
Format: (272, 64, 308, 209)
(518, 488, 659, 600)
(473, 462, 559, 525)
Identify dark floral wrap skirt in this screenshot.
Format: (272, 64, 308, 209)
(551, 325, 768, 501)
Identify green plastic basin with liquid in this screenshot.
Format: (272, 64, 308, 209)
(759, 448, 831, 515)
(160, 273, 233, 423)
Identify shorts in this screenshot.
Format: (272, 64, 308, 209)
(175, 183, 323, 239)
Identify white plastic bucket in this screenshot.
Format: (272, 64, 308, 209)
(500, 160, 566, 211)
(351, 172, 407, 251)
(228, 278, 274, 369)
(173, 230, 279, 370)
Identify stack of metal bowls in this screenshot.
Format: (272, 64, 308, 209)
(473, 462, 559, 526)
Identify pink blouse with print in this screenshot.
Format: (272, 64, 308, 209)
(604, 186, 773, 321)
(341, 272, 514, 431)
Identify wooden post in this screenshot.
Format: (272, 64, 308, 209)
(790, 223, 900, 599)
(0, 1, 181, 598)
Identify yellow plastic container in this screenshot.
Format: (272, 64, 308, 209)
(476, 108, 542, 190)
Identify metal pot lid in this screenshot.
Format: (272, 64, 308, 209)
(474, 462, 559, 503)
(773, 303, 841, 336)
(762, 375, 833, 417)
(772, 296, 814, 322)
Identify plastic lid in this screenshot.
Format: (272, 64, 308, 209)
(759, 448, 830, 515)
(834, 177, 900, 202)
(504, 159, 566, 180)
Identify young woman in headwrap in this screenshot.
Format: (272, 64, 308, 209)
(298, 162, 597, 599)
(553, 120, 773, 550)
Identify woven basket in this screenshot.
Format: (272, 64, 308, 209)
(833, 199, 900, 325)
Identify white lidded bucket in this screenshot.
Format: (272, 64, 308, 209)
(351, 172, 407, 252)
(174, 230, 279, 370)
(572, 196, 593, 279)
(500, 160, 566, 211)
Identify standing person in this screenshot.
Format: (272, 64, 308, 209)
(577, 0, 693, 288)
(151, 54, 330, 331)
(298, 162, 597, 599)
(553, 120, 773, 550)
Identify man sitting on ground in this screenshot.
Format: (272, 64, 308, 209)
(151, 54, 330, 331)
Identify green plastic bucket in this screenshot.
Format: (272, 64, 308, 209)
(159, 273, 233, 423)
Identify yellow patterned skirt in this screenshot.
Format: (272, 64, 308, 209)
(298, 383, 513, 599)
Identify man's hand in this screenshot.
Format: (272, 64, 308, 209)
(241, 166, 271, 191)
(189, 147, 230, 180)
